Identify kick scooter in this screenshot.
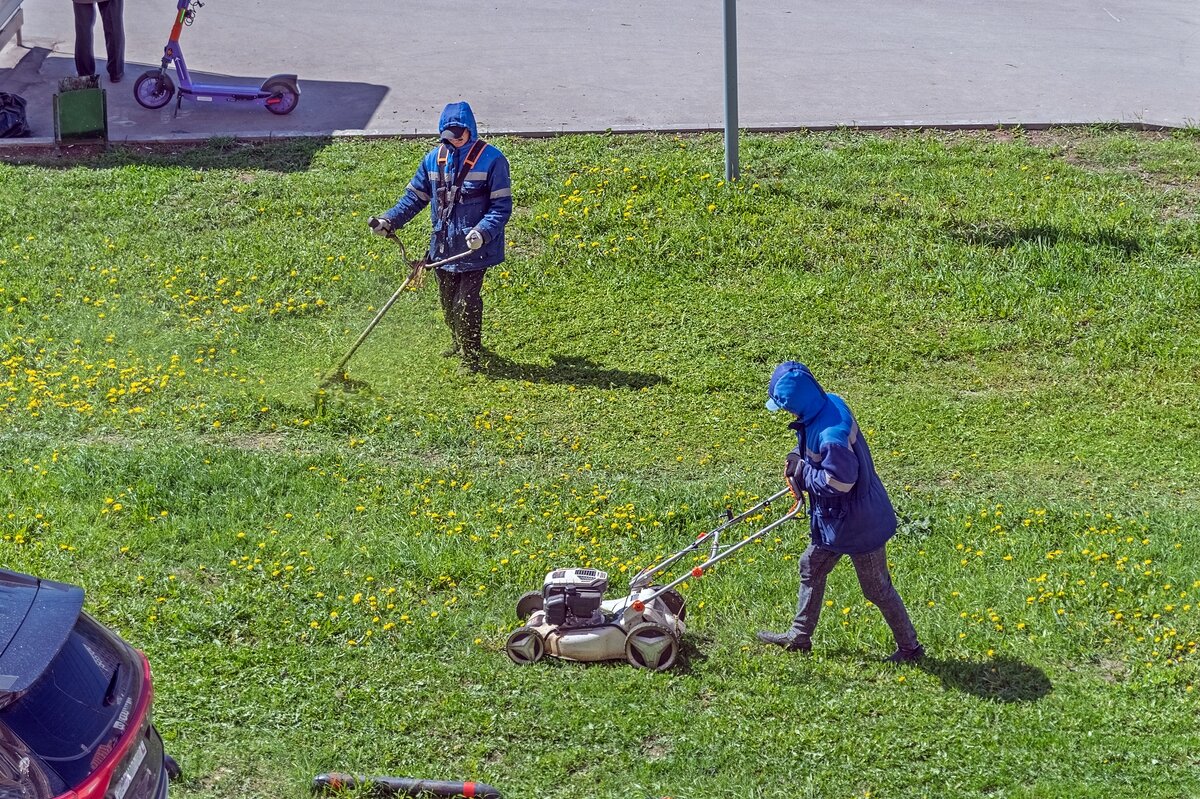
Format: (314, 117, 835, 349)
(134, 0, 300, 116)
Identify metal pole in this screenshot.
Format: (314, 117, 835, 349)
(723, 0, 739, 182)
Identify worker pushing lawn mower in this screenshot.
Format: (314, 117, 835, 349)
(505, 361, 925, 671)
(756, 361, 926, 663)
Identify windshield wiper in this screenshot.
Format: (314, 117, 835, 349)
(103, 663, 121, 706)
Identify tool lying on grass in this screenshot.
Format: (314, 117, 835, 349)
(313, 773, 502, 798)
(315, 235, 474, 396)
(505, 486, 805, 672)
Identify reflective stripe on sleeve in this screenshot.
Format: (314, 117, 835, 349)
(825, 475, 856, 493)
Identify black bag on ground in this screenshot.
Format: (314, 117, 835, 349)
(0, 92, 31, 138)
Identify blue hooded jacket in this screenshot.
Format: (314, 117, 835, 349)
(381, 102, 513, 272)
(767, 361, 897, 554)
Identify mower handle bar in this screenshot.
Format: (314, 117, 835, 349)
(627, 487, 804, 608)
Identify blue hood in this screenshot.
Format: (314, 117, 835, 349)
(438, 101, 479, 143)
(766, 361, 828, 423)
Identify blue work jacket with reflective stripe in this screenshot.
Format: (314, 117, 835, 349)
(381, 107, 512, 272)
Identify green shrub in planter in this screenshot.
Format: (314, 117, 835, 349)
(54, 75, 107, 142)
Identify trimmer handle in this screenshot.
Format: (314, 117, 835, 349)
(313, 773, 502, 798)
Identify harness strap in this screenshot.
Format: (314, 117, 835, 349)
(436, 138, 489, 228)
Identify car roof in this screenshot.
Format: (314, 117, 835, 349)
(0, 569, 85, 694)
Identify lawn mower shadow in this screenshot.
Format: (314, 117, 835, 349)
(479, 351, 667, 390)
(916, 655, 1052, 703)
(673, 635, 710, 674)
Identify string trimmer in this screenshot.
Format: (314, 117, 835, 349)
(314, 236, 472, 407)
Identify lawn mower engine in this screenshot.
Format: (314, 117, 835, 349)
(542, 568, 608, 628)
(505, 567, 686, 672)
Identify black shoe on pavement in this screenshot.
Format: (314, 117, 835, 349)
(756, 630, 811, 653)
(109, 72, 124, 84)
(883, 644, 926, 663)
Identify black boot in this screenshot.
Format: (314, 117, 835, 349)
(883, 644, 926, 663)
(755, 630, 811, 653)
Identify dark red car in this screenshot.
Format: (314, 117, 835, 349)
(0, 569, 177, 799)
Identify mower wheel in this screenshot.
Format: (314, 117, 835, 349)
(624, 621, 679, 672)
(515, 591, 544, 621)
(647, 585, 687, 621)
(505, 627, 546, 665)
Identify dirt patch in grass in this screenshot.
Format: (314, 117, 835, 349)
(225, 432, 288, 453)
(1096, 657, 1129, 685)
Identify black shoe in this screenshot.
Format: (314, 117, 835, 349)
(883, 644, 926, 663)
(756, 630, 811, 653)
(109, 72, 124, 84)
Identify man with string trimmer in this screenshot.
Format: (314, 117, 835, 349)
(368, 101, 513, 373)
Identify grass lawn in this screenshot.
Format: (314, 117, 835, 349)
(1, 127, 1198, 799)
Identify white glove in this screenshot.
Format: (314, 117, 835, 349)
(465, 229, 484, 250)
(368, 216, 393, 236)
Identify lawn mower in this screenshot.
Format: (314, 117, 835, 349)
(505, 486, 804, 671)
(133, 0, 300, 116)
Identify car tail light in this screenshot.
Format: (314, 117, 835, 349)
(53, 652, 154, 799)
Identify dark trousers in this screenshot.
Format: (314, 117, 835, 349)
(73, 0, 125, 79)
(435, 269, 485, 357)
(789, 543, 920, 650)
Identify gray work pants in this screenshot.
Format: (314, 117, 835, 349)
(789, 543, 919, 650)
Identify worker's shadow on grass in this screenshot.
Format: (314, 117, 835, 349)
(480, 351, 667, 390)
(916, 655, 1052, 702)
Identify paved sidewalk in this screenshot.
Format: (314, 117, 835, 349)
(1, 0, 1197, 144)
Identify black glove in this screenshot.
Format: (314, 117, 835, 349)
(784, 452, 803, 499)
(367, 216, 393, 236)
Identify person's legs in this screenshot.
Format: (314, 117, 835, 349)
(73, 3, 97, 78)
(453, 270, 486, 368)
(435, 269, 460, 355)
(787, 544, 841, 645)
(848, 545, 921, 654)
(97, 0, 125, 80)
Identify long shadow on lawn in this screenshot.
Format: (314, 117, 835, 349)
(480, 351, 668, 390)
(947, 221, 1143, 256)
(917, 655, 1052, 703)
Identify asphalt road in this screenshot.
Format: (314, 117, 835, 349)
(1, 0, 1197, 142)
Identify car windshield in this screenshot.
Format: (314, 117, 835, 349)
(0, 613, 135, 788)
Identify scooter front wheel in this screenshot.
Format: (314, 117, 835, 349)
(262, 78, 299, 116)
(133, 70, 175, 110)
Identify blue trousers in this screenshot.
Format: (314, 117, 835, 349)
(789, 543, 920, 650)
(73, 0, 125, 79)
